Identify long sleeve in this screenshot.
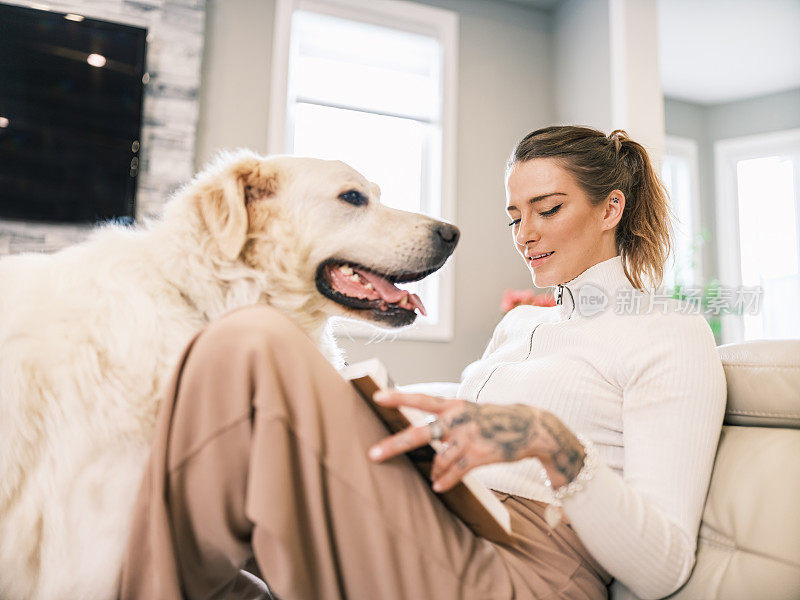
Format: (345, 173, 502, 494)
(559, 314, 727, 599)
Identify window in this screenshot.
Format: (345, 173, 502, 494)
(715, 128, 800, 343)
(268, 0, 458, 341)
(661, 136, 702, 289)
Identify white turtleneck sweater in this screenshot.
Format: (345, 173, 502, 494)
(457, 255, 727, 600)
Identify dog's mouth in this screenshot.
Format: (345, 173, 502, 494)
(316, 259, 437, 326)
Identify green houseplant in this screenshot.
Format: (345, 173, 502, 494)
(668, 228, 745, 345)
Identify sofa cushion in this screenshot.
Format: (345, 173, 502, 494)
(665, 425, 800, 599)
(717, 340, 800, 428)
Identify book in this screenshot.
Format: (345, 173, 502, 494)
(339, 358, 514, 546)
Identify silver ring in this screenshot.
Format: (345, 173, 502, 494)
(426, 417, 444, 442)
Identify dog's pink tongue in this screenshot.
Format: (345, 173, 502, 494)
(329, 268, 381, 300)
(355, 268, 427, 316)
(355, 269, 403, 302)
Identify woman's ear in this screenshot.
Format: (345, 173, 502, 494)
(603, 190, 625, 229)
(198, 159, 280, 260)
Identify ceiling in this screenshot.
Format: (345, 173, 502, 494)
(499, 0, 800, 106)
(658, 0, 800, 105)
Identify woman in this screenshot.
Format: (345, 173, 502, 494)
(119, 126, 727, 600)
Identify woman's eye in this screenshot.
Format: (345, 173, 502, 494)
(338, 190, 367, 206)
(540, 204, 562, 217)
(507, 203, 562, 226)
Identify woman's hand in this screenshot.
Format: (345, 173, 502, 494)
(367, 391, 587, 493)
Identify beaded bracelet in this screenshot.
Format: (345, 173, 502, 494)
(540, 433, 598, 529)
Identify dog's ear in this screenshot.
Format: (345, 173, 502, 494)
(198, 159, 280, 260)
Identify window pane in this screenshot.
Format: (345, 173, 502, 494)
(290, 10, 441, 121)
(292, 102, 439, 323)
(284, 7, 452, 335)
(292, 102, 427, 213)
(661, 154, 695, 286)
(736, 155, 799, 339)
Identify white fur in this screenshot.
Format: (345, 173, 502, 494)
(0, 151, 452, 599)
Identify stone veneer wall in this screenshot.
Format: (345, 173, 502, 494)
(0, 0, 205, 255)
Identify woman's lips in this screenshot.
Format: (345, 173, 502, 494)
(529, 251, 554, 266)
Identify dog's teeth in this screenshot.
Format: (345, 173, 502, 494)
(349, 274, 360, 283)
(339, 265, 353, 275)
(364, 283, 374, 290)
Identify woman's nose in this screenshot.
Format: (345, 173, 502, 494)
(515, 220, 536, 247)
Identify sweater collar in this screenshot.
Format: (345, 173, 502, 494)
(554, 255, 634, 320)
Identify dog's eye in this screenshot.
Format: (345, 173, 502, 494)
(338, 190, 367, 206)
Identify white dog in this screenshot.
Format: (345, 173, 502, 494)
(0, 150, 459, 600)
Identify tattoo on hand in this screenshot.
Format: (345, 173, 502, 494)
(540, 412, 585, 483)
(441, 402, 585, 482)
(445, 403, 540, 461)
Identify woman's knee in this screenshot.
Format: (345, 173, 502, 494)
(201, 305, 309, 353)
(168, 305, 312, 427)
(177, 305, 313, 387)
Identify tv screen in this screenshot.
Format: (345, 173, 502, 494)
(0, 3, 146, 224)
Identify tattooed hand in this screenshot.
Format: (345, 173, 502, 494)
(366, 391, 586, 493)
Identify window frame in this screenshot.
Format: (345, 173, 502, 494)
(268, 0, 459, 342)
(663, 135, 703, 287)
(714, 127, 800, 344)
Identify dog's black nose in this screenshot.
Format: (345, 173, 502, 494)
(434, 223, 460, 247)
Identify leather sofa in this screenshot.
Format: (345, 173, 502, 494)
(400, 338, 800, 599)
(664, 339, 800, 600)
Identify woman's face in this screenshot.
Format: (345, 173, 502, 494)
(505, 157, 622, 288)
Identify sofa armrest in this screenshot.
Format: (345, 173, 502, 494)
(396, 382, 460, 398)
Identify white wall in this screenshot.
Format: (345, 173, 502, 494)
(553, 0, 612, 130)
(706, 87, 800, 141)
(610, 0, 664, 160)
(195, 0, 274, 167)
(196, 0, 556, 384)
(553, 0, 664, 159)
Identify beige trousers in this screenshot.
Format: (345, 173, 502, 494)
(118, 305, 612, 600)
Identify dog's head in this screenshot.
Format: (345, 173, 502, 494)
(189, 150, 459, 328)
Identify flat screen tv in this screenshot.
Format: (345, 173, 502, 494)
(0, 3, 147, 224)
